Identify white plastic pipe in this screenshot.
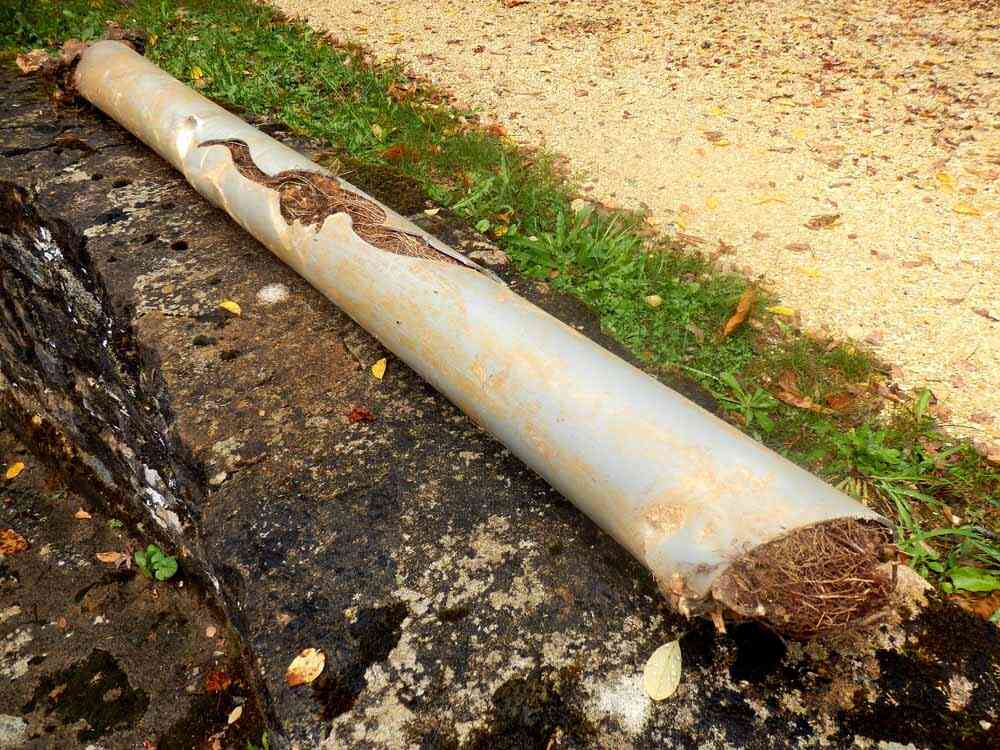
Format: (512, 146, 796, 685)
(74, 41, 885, 624)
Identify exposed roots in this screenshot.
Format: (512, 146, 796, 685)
(713, 518, 895, 638)
(198, 139, 463, 266)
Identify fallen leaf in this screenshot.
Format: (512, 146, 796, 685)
(286, 648, 325, 686)
(95, 551, 126, 565)
(644, 294, 663, 309)
(206, 626, 217, 638)
(227, 706, 243, 725)
(953, 202, 982, 217)
(190, 65, 204, 80)
(218, 300, 241, 316)
(5, 462, 25, 480)
(705, 196, 719, 210)
(16, 49, 49, 74)
(826, 393, 854, 410)
(805, 213, 841, 230)
(643, 641, 682, 701)
(970, 412, 994, 425)
(370, 358, 387, 380)
(973, 308, 999, 322)
(423, 208, 440, 216)
(0, 529, 29, 556)
(347, 406, 375, 423)
(74, 509, 92, 520)
(752, 193, 787, 205)
(777, 370, 800, 394)
(776, 390, 830, 414)
(901, 254, 933, 268)
(751, 230, 769, 241)
(721, 288, 755, 338)
(766, 305, 796, 317)
(371, 123, 384, 140)
(936, 172, 956, 191)
(204, 670, 232, 694)
(785, 243, 812, 253)
(865, 329, 886, 346)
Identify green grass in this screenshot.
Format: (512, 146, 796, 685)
(3, 0, 998, 610)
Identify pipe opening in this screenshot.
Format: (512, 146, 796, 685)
(198, 139, 465, 266)
(712, 518, 895, 638)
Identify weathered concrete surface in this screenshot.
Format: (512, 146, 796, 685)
(1, 69, 999, 750)
(0, 430, 265, 748)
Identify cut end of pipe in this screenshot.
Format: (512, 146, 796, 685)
(711, 518, 895, 638)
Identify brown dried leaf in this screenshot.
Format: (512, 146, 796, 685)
(204, 670, 232, 694)
(347, 407, 375, 423)
(0, 529, 29, 556)
(805, 213, 841, 230)
(721, 288, 755, 339)
(973, 308, 999, 322)
(74, 509, 92, 520)
(785, 242, 812, 253)
(776, 390, 830, 414)
(777, 370, 800, 395)
(16, 49, 50, 74)
(95, 551, 126, 565)
(286, 648, 325, 686)
(826, 393, 854, 411)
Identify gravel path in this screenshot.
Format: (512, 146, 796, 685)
(274, 0, 1000, 448)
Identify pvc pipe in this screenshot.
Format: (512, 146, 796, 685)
(74, 41, 887, 628)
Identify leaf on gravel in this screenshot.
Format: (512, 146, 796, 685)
(643, 640, 682, 701)
(204, 670, 232, 694)
(805, 214, 841, 230)
(752, 193, 787, 205)
(973, 308, 999, 322)
(705, 196, 719, 210)
(721, 288, 755, 338)
(286, 648, 325, 686)
(95, 551, 126, 565)
(785, 242, 812, 252)
(74, 509, 92, 520)
(371, 358, 387, 380)
(219, 300, 241, 316)
(0, 529, 29, 556)
(5, 462, 25, 480)
(936, 172, 955, 191)
(952, 202, 982, 217)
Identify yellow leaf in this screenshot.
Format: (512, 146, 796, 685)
(643, 641, 682, 701)
(712, 138, 731, 147)
(190, 66, 204, 80)
(705, 196, 719, 210)
(766, 305, 796, 317)
(645, 294, 663, 309)
(219, 299, 242, 316)
(0, 529, 29, 555)
(148, 33, 158, 47)
(707, 105, 725, 116)
(371, 358, 387, 380)
(286, 648, 325, 686)
(801, 267, 821, 278)
(953, 202, 982, 217)
(371, 123, 384, 140)
(4, 462, 25, 480)
(936, 172, 955, 191)
(752, 193, 787, 205)
(790, 127, 807, 140)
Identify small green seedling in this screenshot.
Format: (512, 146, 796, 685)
(134, 544, 178, 581)
(108, 519, 124, 529)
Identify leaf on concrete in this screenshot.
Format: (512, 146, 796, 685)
(0, 529, 29, 556)
(4, 462, 25, 480)
(286, 648, 325, 686)
(219, 299, 242, 316)
(973, 308, 999, 322)
(371, 358, 387, 380)
(204, 670, 232, 694)
(643, 640, 682, 701)
(721, 288, 755, 338)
